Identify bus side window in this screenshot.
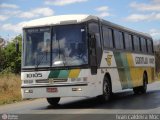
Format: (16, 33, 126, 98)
(114, 30, 124, 50)
(151, 40, 154, 53)
(133, 35, 140, 52)
(102, 26, 113, 49)
(124, 33, 133, 51)
(140, 37, 147, 53)
(147, 39, 153, 54)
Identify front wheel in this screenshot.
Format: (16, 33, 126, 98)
(47, 97, 60, 106)
(98, 76, 112, 102)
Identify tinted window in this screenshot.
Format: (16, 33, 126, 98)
(147, 39, 153, 53)
(140, 38, 147, 52)
(114, 30, 124, 49)
(133, 35, 140, 51)
(124, 33, 133, 51)
(102, 26, 113, 48)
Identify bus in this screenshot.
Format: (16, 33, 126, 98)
(21, 14, 155, 106)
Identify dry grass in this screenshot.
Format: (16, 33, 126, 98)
(0, 74, 22, 105)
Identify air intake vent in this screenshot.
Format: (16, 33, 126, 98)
(36, 79, 49, 83)
(36, 79, 68, 83)
(50, 78, 68, 82)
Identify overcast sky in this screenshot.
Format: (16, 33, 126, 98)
(0, 0, 160, 41)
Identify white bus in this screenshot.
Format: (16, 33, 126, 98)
(21, 14, 155, 106)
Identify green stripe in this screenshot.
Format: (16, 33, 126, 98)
(114, 52, 132, 89)
(48, 70, 60, 78)
(48, 70, 70, 78)
(58, 70, 69, 78)
(122, 53, 132, 88)
(114, 52, 123, 67)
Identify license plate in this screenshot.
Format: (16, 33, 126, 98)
(47, 88, 58, 93)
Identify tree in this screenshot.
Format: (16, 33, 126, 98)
(0, 35, 22, 73)
(0, 48, 6, 71)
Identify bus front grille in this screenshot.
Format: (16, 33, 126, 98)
(36, 79, 49, 83)
(36, 79, 67, 83)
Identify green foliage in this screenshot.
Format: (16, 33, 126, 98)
(0, 48, 6, 71)
(0, 35, 22, 73)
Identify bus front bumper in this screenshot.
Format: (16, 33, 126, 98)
(21, 83, 92, 98)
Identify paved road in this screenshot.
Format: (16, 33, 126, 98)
(0, 81, 160, 120)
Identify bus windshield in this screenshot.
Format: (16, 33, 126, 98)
(23, 24, 88, 68)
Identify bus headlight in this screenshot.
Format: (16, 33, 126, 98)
(24, 89, 33, 93)
(72, 88, 82, 91)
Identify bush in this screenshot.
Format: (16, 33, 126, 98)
(0, 35, 22, 74)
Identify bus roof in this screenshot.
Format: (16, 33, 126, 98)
(23, 14, 98, 28)
(23, 14, 151, 38)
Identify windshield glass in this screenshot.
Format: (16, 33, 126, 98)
(52, 25, 88, 66)
(23, 24, 88, 68)
(23, 27, 51, 67)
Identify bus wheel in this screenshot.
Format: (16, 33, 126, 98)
(47, 97, 60, 106)
(139, 73, 147, 94)
(133, 87, 141, 94)
(133, 73, 147, 94)
(99, 76, 112, 102)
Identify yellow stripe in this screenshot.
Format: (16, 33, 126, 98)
(126, 53, 134, 67)
(69, 69, 80, 78)
(126, 53, 142, 87)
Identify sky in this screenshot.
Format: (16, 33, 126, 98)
(0, 0, 160, 41)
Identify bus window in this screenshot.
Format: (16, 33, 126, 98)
(102, 26, 113, 49)
(114, 30, 124, 50)
(23, 27, 51, 67)
(140, 38, 147, 53)
(133, 35, 140, 51)
(147, 39, 153, 53)
(124, 33, 133, 51)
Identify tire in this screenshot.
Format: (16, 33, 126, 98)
(133, 73, 147, 94)
(133, 87, 141, 94)
(98, 76, 112, 102)
(47, 97, 60, 106)
(139, 73, 147, 94)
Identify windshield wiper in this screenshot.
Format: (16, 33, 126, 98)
(35, 52, 49, 68)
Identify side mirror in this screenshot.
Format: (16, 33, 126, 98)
(90, 34, 96, 48)
(89, 33, 97, 75)
(15, 40, 19, 53)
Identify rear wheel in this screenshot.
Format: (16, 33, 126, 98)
(47, 97, 60, 106)
(133, 87, 140, 94)
(139, 73, 147, 93)
(133, 73, 147, 94)
(99, 76, 112, 102)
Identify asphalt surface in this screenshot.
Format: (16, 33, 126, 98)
(0, 81, 160, 120)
